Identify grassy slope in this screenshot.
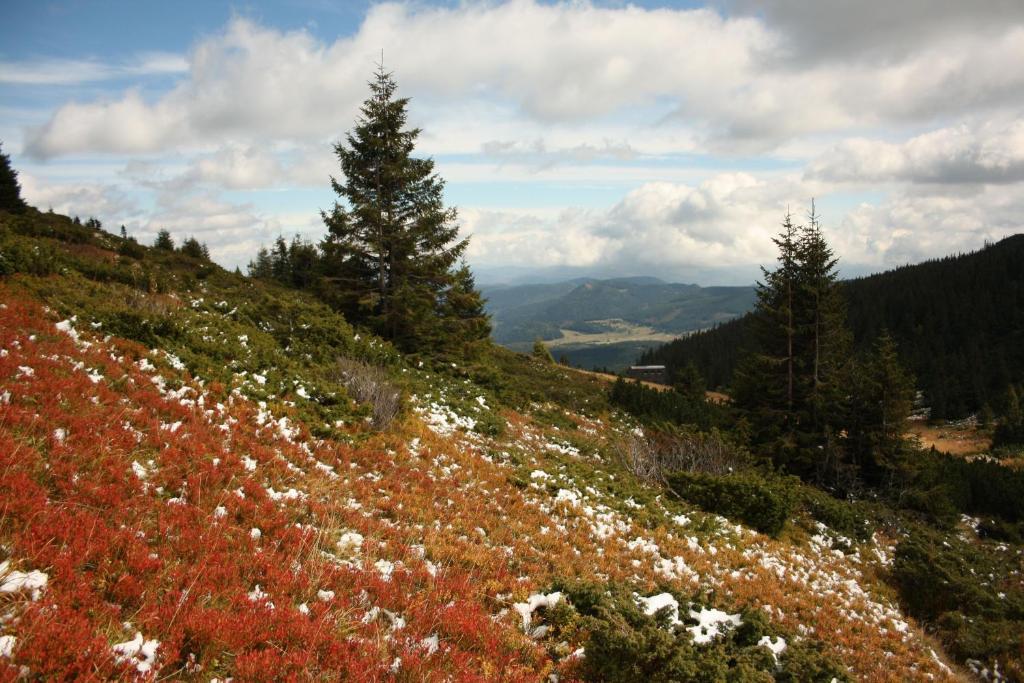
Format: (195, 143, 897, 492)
(0, 210, 970, 680)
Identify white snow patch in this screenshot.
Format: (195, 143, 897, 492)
(421, 634, 440, 655)
(512, 592, 563, 633)
(337, 531, 364, 556)
(688, 607, 742, 644)
(758, 635, 787, 664)
(131, 461, 148, 480)
(375, 559, 395, 581)
(111, 632, 160, 674)
(636, 593, 681, 624)
(0, 561, 49, 600)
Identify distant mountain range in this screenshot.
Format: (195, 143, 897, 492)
(482, 277, 756, 369)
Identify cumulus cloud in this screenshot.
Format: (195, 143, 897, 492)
(19, 173, 138, 220)
(24, 2, 1024, 158)
(463, 172, 814, 275)
(807, 119, 1024, 185)
(137, 193, 289, 266)
(727, 0, 1024, 62)
(833, 185, 1024, 269)
(12, 2, 1024, 282)
(480, 138, 637, 169)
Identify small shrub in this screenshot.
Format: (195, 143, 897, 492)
(666, 469, 797, 536)
(544, 582, 849, 683)
(117, 238, 145, 259)
(334, 356, 402, 429)
(532, 338, 555, 364)
(618, 426, 747, 485)
(801, 488, 874, 542)
(905, 451, 1024, 523)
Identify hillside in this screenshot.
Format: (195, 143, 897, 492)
(2, 208, 1021, 681)
(483, 277, 755, 370)
(642, 235, 1024, 418)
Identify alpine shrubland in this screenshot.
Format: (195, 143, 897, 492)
(1, 71, 1022, 682)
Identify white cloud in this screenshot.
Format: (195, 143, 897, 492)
(19, 173, 138, 220)
(463, 172, 815, 274)
(728, 0, 1024, 62)
(808, 119, 1024, 185)
(24, 3, 1024, 159)
(10, 2, 1024, 284)
(833, 185, 1024, 269)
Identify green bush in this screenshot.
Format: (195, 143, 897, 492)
(543, 582, 849, 683)
(800, 488, 874, 542)
(666, 469, 798, 536)
(118, 238, 146, 259)
(906, 451, 1024, 523)
(891, 525, 1024, 674)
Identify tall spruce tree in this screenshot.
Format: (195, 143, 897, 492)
(796, 204, 851, 438)
(438, 263, 491, 360)
(733, 212, 801, 449)
(0, 142, 28, 214)
(733, 207, 851, 475)
(321, 66, 488, 354)
(845, 331, 915, 483)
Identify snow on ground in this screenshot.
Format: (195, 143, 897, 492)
(112, 633, 160, 674)
(513, 592, 563, 636)
(688, 606, 743, 644)
(0, 561, 49, 601)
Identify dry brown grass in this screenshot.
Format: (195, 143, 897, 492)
(908, 421, 991, 456)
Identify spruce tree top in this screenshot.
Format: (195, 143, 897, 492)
(324, 67, 464, 270)
(0, 142, 28, 214)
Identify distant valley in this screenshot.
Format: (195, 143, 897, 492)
(482, 277, 756, 369)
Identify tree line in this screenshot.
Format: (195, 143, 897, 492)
(642, 233, 1024, 422)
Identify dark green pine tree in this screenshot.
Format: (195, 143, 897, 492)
(672, 360, 706, 403)
(845, 331, 915, 484)
(271, 236, 290, 283)
(288, 235, 320, 289)
(0, 142, 28, 214)
(320, 66, 488, 354)
(733, 212, 801, 450)
(180, 236, 208, 260)
(993, 385, 1024, 448)
(438, 263, 491, 360)
(248, 246, 273, 278)
(796, 204, 851, 441)
(154, 229, 175, 251)
(734, 207, 854, 476)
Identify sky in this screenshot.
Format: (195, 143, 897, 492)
(2, 0, 1023, 285)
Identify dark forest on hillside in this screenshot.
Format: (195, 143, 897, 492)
(641, 235, 1024, 419)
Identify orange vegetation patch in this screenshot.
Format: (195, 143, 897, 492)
(0, 287, 957, 681)
(908, 421, 991, 456)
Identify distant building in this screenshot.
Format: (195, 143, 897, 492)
(626, 365, 668, 385)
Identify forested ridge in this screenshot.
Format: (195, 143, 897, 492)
(642, 234, 1024, 419)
